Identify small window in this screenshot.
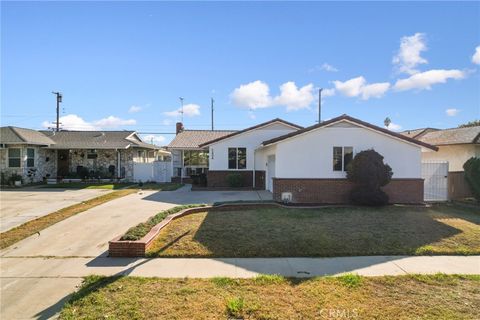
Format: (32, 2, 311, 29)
(87, 149, 98, 159)
(27, 148, 35, 167)
(228, 147, 247, 169)
(333, 146, 353, 172)
(8, 148, 21, 167)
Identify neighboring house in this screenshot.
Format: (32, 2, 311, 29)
(201, 114, 437, 204)
(0, 126, 166, 183)
(167, 122, 236, 179)
(402, 126, 480, 171)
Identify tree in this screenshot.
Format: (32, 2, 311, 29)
(458, 120, 480, 128)
(346, 149, 393, 206)
(463, 157, 480, 201)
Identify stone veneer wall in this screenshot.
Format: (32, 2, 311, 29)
(273, 178, 424, 204)
(0, 145, 56, 183)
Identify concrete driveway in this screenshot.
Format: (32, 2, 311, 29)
(0, 187, 112, 232)
(0, 186, 271, 319)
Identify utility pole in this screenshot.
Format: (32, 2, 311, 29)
(318, 88, 323, 123)
(52, 91, 62, 131)
(179, 97, 184, 123)
(211, 98, 214, 131)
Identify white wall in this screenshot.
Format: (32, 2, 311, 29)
(274, 125, 423, 179)
(421, 144, 479, 171)
(208, 122, 297, 171)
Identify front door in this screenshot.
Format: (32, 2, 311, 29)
(267, 155, 276, 192)
(57, 150, 70, 177)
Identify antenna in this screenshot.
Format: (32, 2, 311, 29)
(179, 97, 184, 123)
(318, 88, 323, 123)
(211, 97, 214, 131)
(52, 91, 63, 131)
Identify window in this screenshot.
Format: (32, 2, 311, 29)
(228, 147, 247, 169)
(183, 150, 209, 166)
(87, 149, 98, 159)
(137, 150, 146, 163)
(27, 148, 35, 167)
(8, 148, 21, 167)
(333, 146, 353, 172)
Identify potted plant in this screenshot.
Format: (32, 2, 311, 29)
(9, 173, 23, 187)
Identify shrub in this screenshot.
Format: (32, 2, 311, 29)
(337, 274, 363, 288)
(226, 297, 245, 317)
(346, 149, 393, 206)
(463, 157, 480, 201)
(227, 173, 243, 188)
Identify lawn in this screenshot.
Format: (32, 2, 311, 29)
(42, 182, 134, 190)
(147, 204, 480, 257)
(59, 274, 480, 319)
(132, 182, 183, 191)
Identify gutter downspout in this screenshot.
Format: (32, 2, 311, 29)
(116, 149, 121, 179)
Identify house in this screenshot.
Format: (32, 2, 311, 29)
(0, 126, 167, 183)
(166, 122, 236, 180)
(200, 114, 437, 204)
(402, 126, 480, 171)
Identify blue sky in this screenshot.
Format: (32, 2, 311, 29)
(2, 1, 479, 145)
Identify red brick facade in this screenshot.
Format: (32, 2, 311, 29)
(273, 178, 424, 204)
(207, 170, 265, 189)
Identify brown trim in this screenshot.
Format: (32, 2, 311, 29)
(261, 114, 439, 151)
(198, 118, 303, 147)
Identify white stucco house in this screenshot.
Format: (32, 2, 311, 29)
(200, 114, 438, 204)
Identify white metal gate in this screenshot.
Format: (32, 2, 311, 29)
(133, 161, 172, 183)
(422, 161, 448, 201)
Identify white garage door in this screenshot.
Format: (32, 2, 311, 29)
(422, 161, 448, 201)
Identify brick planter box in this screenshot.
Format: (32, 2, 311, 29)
(108, 203, 278, 257)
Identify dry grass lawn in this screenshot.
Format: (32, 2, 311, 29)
(59, 274, 480, 319)
(147, 204, 480, 257)
(0, 189, 137, 249)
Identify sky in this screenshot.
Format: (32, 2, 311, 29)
(1, 1, 479, 145)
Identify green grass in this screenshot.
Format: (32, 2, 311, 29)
(42, 182, 133, 190)
(59, 274, 480, 319)
(147, 204, 480, 257)
(131, 183, 183, 191)
(120, 204, 206, 241)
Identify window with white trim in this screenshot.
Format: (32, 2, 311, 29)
(228, 147, 247, 169)
(27, 148, 35, 167)
(333, 146, 353, 172)
(8, 148, 21, 168)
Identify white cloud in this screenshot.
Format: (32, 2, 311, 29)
(394, 69, 466, 91)
(231, 80, 315, 111)
(472, 46, 480, 64)
(321, 63, 338, 72)
(230, 80, 272, 109)
(128, 105, 142, 113)
(94, 116, 136, 128)
(333, 76, 390, 100)
(322, 88, 336, 97)
(164, 103, 201, 118)
(445, 108, 460, 116)
(42, 114, 136, 131)
(141, 134, 166, 145)
(386, 122, 402, 131)
(273, 82, 315, 111)
(162, 119, 173, 126)
(393, 33, 428, 75)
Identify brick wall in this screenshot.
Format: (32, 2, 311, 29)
(207, 170, 265, 189)
(273, 178, 424, 204)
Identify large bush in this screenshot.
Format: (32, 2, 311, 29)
(463, 157, 480, 201)
(227, 173, 243, 188)
(346, 149, 393, 206)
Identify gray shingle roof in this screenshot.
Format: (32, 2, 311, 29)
(413, 126, 480, 146)
(0, 126, 55, 145)
(400, 128, 440, 139)
(167, 130, 236, 150)
(40, 130, 157, 149)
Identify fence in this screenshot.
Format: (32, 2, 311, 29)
(448, 171, 472, 200)
(133, 161, 172, 183)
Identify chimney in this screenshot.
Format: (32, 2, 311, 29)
(176, 122, 184, 135)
